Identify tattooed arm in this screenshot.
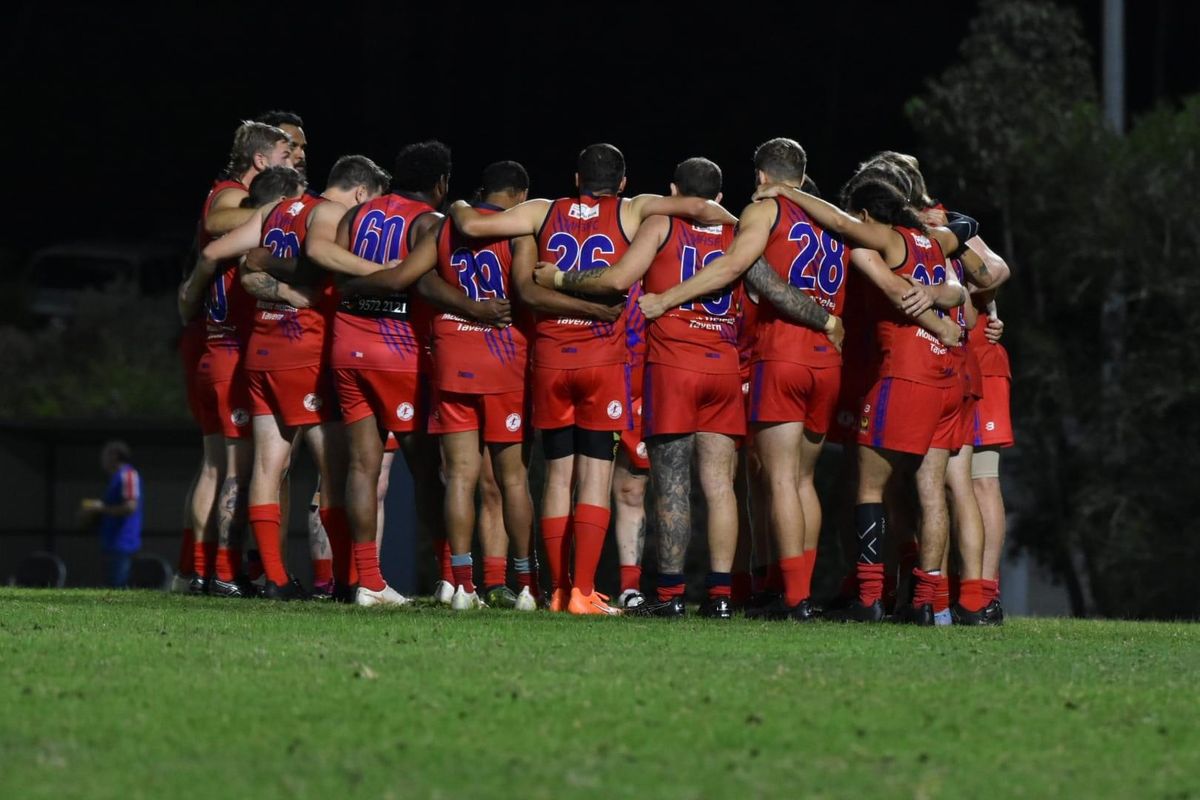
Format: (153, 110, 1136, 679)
(239, 269, 313, 309)
(745, 258, 843, 352)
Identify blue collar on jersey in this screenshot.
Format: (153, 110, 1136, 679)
(473, 201, 505, 212)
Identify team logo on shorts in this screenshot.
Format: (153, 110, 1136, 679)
(303, 393, 322, 412)
(396, 402, 415, 422)
(606, 401, 624, 420)
(636, 441, 648, 460)
(505, 413, 522, 432)
(231, 408, 250, 427)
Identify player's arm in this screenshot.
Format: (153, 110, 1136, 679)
(960, 234, 1010, 290)
(850, 249, 960, 346)
(239, 268, 314, 310)
(534, 215, 667, 294)
(898, 271, 968, 317)
(415, 269, 512, 329)
(638, 201, 772, 320)
(178, 208, 267, 322)
(744, 258, 842, 350)
(512, 235, 622, 321)
(626, 194, 738, 227)
(337, 225, 439, 297)
(752, 184, 907, 264)
(203, 186, 254, 236)
(449, 199, 550, 239)
(306, 203, 394, 276)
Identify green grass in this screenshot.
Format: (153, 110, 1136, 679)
(1, 590, 1197, 800)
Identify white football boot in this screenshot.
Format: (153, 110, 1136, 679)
(355, 583, 412, 607)
(433, 579, 455, 605)
(450, 585, 486, 610)
(514, 586, 538, 611)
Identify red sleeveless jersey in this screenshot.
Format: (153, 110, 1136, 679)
(431, 208, 528, 394)
(534, 195, 630, 368)
(644, 218, 739, 373)
(199, 178, 254, 352)
(873, 227, 958, 387)
(751, 197, 849, 368)
(243, 196, 334, 371)
(331, 193, 437, 372)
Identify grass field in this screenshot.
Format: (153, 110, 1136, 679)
(1, 590, 1198, 800)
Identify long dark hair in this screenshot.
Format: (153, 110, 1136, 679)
(844, 179, 927, 232)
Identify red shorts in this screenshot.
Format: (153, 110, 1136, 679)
(644, 363, 745, 439)
(858, 377, 961, 456)
(973, 375, 1014, 448)
(428, 388, 527, 443)
(531, 363, 631, 432)
(619, 395, 649, 470)
(247, 365, 338, 427)
(956, 394, 979, 451)
(747, 361, 840, 434)
(194, 372, 252, 439)
(334, 368, 424, 433)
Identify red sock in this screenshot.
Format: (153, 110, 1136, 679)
(934, 574, 951, 613)
(571, 504, 610, 596)
(320, 507, 356, 586)
(353, 542, 386, 591)
(215, 546, 240, 581)
(857, 563, 885, 605)
(483, 556, 507, 588)
(912, 568, 940, 608)
(959, 578, 986, 612)
(779, 555, 808, 606)
(513, 556, 540, 598)
(657, 578, 686, 602)
(178, 528, 195, 575)
(619, 564, 642, 593)
(249, 504, 288, 586)
(452, 563, 476, 594)
(312, 558, 333, 586)
(765, 562, 783, 593)
(982, 578, 1000, 604)
(731, 572, 752, 605)
(192, 541, 209, 578)
(540, 516, 571, 590)
(433, 537, 454, 584)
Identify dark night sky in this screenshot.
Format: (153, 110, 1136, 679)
(4, 0, 1198, 255)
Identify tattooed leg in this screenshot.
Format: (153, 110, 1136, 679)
(648, 434, 696, 575)
(613, 450, 648, 568)
(223, 437, 256, 553)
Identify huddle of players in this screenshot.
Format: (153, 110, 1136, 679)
(173, 113, 1014, 625)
